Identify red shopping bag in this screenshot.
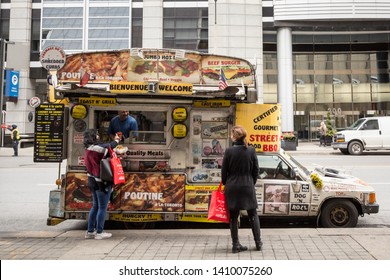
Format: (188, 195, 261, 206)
(108, 146, 125, 185)
(208, 182, 230, 223)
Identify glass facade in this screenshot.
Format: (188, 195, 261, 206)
(41, 1, 141, 51)
(131, 8, 142, 48)
(31, 9, 41, 61)
(163, 7, 208, 52)
(2, 0, 390, 141)
(40, 2, 209, 53)
(0, 9, 10, 40)
(41, 6, 84, 51)
(263, 28, 390, 140)
(88, 6, 129, 50)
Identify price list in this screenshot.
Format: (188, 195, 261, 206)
(33, 104, 64, 162)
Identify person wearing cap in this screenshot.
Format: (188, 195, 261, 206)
(7, 124, 20, 156)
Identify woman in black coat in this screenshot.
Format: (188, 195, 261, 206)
(221, 125, 262, 253)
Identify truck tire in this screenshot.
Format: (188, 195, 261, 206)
(320, 199, 358, 227)
(339, 149, 349, 155)
(348, 141, 363, 155)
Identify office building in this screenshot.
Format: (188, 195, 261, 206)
(1, 0, 390, 142)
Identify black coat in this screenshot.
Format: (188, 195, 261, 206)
(221, 141, 259, 211)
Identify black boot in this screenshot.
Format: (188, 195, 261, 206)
(230, 217, 248, 253)
(249, 215, 263, 251)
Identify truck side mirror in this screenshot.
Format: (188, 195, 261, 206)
(291, 167, 297, 179)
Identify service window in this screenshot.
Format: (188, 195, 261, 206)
(95, 109, 167, 145)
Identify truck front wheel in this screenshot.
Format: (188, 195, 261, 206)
(348, 141, 363, 155)
(320, 199, 358, 227)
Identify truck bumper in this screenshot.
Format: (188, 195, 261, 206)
(362, 203, 379, 214)
(47, 217, 65, 226)
(332, 142, 348, 150)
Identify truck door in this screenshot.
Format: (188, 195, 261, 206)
(256, 154, 311, 217)
(378, 118, 390, 148)
(360, 119, 382, 148)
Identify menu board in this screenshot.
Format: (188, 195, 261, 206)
(33, 104, 64, 162)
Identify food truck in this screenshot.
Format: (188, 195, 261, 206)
(43, 48, 378, 228)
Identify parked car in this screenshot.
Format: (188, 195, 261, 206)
(246, 150, 379, 227)
(332, 116, 390, 155)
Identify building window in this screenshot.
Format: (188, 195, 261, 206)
(163, 7, 208, 52)
(41, 7, 84, 51)
(88, 6, 129, 50)
(41, 2, 132, 52)
(0, 9, 10, 40)
(31, 9, 41, 61)
(132, 8, 142, 48)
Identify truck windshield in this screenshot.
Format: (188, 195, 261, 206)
(347, 118, 366, 130)
(288, 155, 311, 176)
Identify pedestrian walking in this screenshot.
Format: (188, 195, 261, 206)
(221, 125, 262, 253)
(319, 121, 327, 147)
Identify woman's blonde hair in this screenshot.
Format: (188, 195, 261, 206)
(231, 125, 248, 148)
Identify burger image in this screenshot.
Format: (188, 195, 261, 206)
(201, 66, 253, 84)
(201, 57, 254, 85)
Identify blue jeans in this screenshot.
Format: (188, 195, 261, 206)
(87, 177, 112, 234)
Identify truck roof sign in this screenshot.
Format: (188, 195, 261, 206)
(40, 46, 66, 70)
(56, 49, 255, 89)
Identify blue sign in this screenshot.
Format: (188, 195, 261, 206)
(5, 70, 19, 98)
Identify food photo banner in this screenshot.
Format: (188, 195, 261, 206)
(56, 49, 255, 87)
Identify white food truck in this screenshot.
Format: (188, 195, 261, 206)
(41, 48, 378, 228)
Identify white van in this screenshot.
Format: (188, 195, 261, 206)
(332, 116, 390, 155)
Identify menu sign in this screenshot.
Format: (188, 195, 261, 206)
(34, 104, 64, 162)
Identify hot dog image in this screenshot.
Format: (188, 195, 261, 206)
(127, 50, 202, 84)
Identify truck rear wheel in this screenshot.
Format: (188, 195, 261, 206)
(348, 141, 363, 155)
(320, 199, 358, 227)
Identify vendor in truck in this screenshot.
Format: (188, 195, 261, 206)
(107, 110, 138, 142)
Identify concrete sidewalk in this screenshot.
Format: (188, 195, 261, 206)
(0, 227, 389, 260)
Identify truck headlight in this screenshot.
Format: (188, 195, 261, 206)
(364, 192, 376, 204)
(335, 134, 345, 143)
(369, 193, 376, 204)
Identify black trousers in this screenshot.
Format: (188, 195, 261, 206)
(12, 140, 19, 156)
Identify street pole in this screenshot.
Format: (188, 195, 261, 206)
(0, 38, 6, 147)
(0, 38, 14, 147)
